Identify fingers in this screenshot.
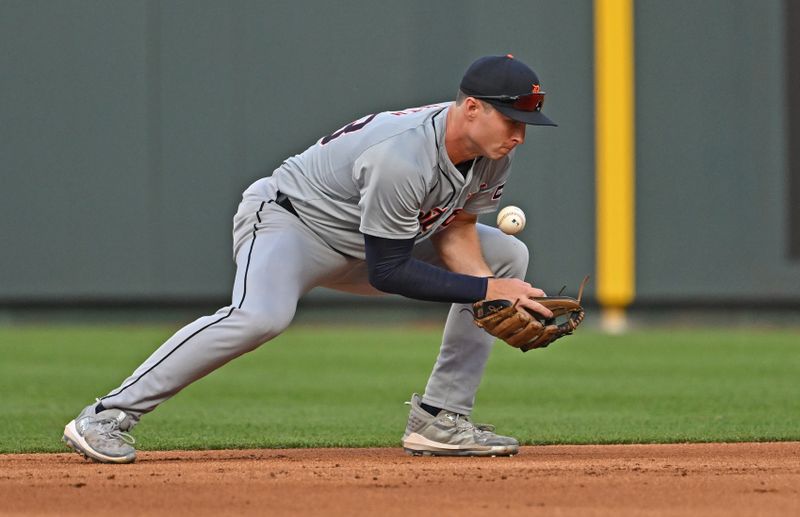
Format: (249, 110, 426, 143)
(484, 278, 553, 318)
(517, 297, 554, 319)
(516, 281, 546, 299)
(528, 287, 546, 298)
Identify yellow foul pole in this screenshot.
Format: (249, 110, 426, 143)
(594, 0, 635, 331)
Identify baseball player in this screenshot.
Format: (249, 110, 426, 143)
(62, 54, 557, 462)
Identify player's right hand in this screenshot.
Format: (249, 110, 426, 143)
(485, 278, 554, 319)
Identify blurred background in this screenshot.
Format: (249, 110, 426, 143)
(1, 0, 797, 325)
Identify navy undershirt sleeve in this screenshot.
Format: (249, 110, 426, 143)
(363, 233, 488, 303)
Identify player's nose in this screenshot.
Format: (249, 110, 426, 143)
(511, 122, 526, 145)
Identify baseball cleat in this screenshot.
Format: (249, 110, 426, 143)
(62, 407, 136, 464)
(401, 393, 519, 457)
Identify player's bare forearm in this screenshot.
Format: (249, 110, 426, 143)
(431, 212, 493, 276)
(433, 211, 552, 318)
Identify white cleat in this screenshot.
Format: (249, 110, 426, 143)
(62, 408, 136, 464)
(401, 394, 519, 457)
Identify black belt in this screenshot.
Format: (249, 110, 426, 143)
(274, 191, 299, 218)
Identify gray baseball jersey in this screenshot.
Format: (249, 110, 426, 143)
(93, 101, 531, 431)
(238, 103, 511, 258)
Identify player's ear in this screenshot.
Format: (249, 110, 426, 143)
(464, 97, 482, 120)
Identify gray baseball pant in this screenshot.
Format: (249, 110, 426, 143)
(98, 200, 529, 426)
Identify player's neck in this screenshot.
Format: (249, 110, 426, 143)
(444, 106, 481, 165)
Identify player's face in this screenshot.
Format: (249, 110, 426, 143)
(472, 104, 526, 159)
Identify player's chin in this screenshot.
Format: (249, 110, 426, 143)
(491, 147, 513, 159)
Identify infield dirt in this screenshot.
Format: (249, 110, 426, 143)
(1, 442, 798, 516)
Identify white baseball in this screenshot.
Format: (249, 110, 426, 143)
(497, 206, 526, 235)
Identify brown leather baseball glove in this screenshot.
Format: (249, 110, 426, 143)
(471, 276, 589, 352)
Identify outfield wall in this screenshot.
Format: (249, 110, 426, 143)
(1, 0, 797, 306)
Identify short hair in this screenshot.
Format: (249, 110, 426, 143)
(456, 90, 493, 111)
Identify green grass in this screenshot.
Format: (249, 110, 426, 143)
(0, 324, 798, 453)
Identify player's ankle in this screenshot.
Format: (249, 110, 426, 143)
(420, 401, 442, 417)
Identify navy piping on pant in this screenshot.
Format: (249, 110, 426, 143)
(237, 201, 264, 309)
(101, 201, 265, 402)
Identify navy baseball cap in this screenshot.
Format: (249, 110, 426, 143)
(460, 54, 556, 126)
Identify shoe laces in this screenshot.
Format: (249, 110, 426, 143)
(470, 419, 496, 433)
(95, 419, 136, 445)
(445, 413, 498, 434)
(409, 397, 496, 434)
(443, 412, 481, 433)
